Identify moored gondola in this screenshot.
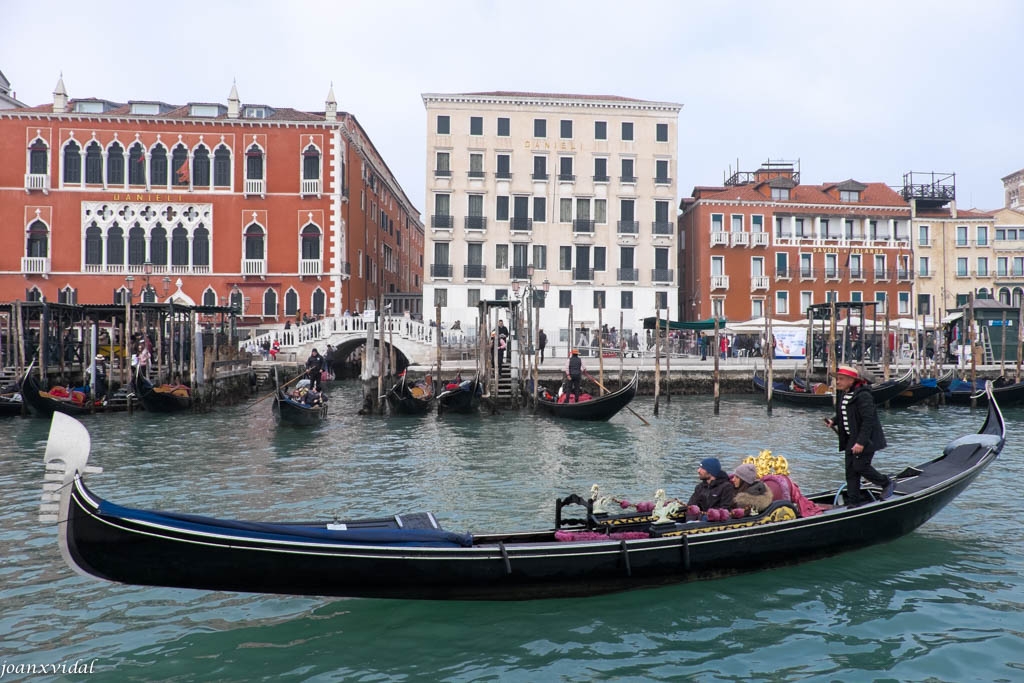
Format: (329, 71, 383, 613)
(386, 374, 435, 416)
(754, 369, 913, 408)
(945, 375, 1024, 406)
(273, 388, 327, 426)
(0, 392, 24, 417)
(40, 385, 1004, 600)
(134, 373, 192, 413)
(21, 372, 104, 417)
(887, 368, 954, 407)
(437, 377, 482, 415)
(536, 370, 638, 421)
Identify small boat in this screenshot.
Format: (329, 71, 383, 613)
(0, 392, 24, 417)
(945, 375, 1024, 406)
(437, 377, 482, 415)
(386, 374, 434, 416)
(273, 388, 328, 426)
(134, 373, 192, 413)
(887, 369, 954, 408)
(21, 372, 103, 417)
(537, 370, 638, 421)
(753, 369, 914, 408)
(40, 385, 1004, 600)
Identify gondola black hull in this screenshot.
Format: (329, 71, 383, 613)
(945, 379, 1024, 406)
(134, 375, 192, 413)
(0, 396, 23, 417)
(44, 387, 1004, 600)
(437, 380, 482, 415)
(386, 385, 434, 415)
(537, 371, 638, 421)
(273, 393, 327, 425)
(22, 373, 100, 417)
(754, 370, 914, 408)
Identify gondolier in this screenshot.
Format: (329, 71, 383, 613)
(565, 349, 584, 401)
(825, 365, 894, 506)
(305, 348, 324, 391)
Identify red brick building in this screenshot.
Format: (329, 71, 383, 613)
(679, 161, 913, 322)
(0, 77, 423, 324)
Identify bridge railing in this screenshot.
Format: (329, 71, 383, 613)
(239, 315, 474, 353)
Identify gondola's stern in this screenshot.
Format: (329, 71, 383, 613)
(40, 412, 102, 579)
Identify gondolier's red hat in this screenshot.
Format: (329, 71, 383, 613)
(836, 365, 859, 379)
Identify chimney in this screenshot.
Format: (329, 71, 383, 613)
(53, 73, 68, 113)
(227, 80, 240, 119)
(325, 82, 337, 122)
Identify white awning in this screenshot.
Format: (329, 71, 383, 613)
(941, 311, 964, 324)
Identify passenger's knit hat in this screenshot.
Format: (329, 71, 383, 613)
(699, 457, 723, 478)
(731, 463, 758, 485)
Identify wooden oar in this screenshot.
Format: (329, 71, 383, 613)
(252, 371, 306, 406)
(585, 370, 650, 426)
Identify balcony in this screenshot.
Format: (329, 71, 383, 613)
(25, 173, 49, 193)
(620, 175, 637, 184)
(467, 170, 485, 179)
(710, 274, 729, 290)
(617, 267, 639, 282)
(710, 231, 729, 246)
(849, 268, 865, 281)
(617, 220, 639, 235)
(511, 265, 532, 280)
(242, 258, 266, 276)
(430, 263, 453, 278)
(648, 221, 672, 236)
(510, 216, 533, 232)
(465, 216, 487, 231)
(244, 178, 265, 196)
(799, 268, 816, 281)
(750, 275, 769, 291)
(531, 172, 549, 181)
(898, 269, 913, 282)
(775, 268, 792, 281)
(431, 214, 454, 229)
(464, 264, 487, 279)
(299, 258, 322, 276)
(573, 219, 595, 233)
(652, 268, 674, 283)
(495, 170, 512, 180)
(21, 256, 50, 276)
(434, 169, 452, 177)
(730, 232, 750, 247)
(654, 176, 672, 185)
(751, 231, 769, 247)
(824, 268, 841, 281)
(558, 173, 576, 182)
(593, 174, 610, 182)
(301, 178, 321, 196)
(918, 269, 933, 278)
(874, 270, 892, 282)
(572, 267, 595, 281)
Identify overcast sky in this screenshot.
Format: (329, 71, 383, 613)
(3, 0, 1020, 214)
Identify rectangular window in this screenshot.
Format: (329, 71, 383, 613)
(594, 121, 607, 140)
(771, 187, 790, 200)
(752, 215, 763, 232)
(956, 226, 968, 246)
(919, 224, 930, 246)
(751, 299, 764, 318)
(436, 115, 450, 134)
(559, 290, 572, 308)
(621, 121, 634, 141)
(593, 291, 606, 309)
(977, 225, 989, 246)
(956, 257, 968, 276)
(434, 288, 447, 307)
(497, 117, 510, 136)
(594, 199, 607, 224)
(800, 291, 813, 314)
(711, 255, 724, 276)
(468, 194, 483, 217)
(470, 116, 483, 135)
(594, 247, 606, 271)
(533, 155, 547, 179)
(875, 291, 887, 313)
(898, 292, 910, 315)
(560, 119, 573, 139)
(839, 190, 860, 202)
(655, 159, 670, 182)
(469, 153, 483, 175)
(775, 290, 789, 315)
(594, 157, 608, 180)
(559, 156, 574, 179)
(559, 245, 572, 270)
(435, 151, 450, 174)
(467, 288, 481, 307)
(534, 119, 546, 137)
(919, 256, 930, 276)
(997, 257, 1008, 276)
(496, 196, 509, 221)
(800, 253, 812, 277)
(495, 288, 508, 301)
(433, 241, 450, 265)
(533, 196, 546, 222)
(495, 244, 508, 270)
(434, 193, 450, 216)
(977, 257, 989, 277)
(560, 198, 572, 222)
(731, 214, 743, 232)
(496, 154, 510, 178)
(711, 214, 724, 232)
(874, 254, 886, 277)
(533, 245, 547, 269)
(621, 158, 635, 181)
(656, 123, 668, 142)
(849, 254, 862, 278)
(850, 291, 863, 303)
(621, 291, 633, 309)
(918, 293, 931, 316)
(655, 291, 668, 310)
(775, 252, 789, 277)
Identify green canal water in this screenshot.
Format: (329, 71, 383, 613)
(2, 382, 1023, 681)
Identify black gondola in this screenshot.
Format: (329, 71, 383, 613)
(945, 376, 1024, 406)
(0, 393, 23, 417)
(21, 372, 106, 417)
(753, 369, 913, 408)
(134, 373, 192, 413)
(41, 385, 1004, 600)
(273, 388, 327, 426)
(536, 370, 638, 421)
(437, 377, 482, 415)
(887, 369, 955, 408)
(386, 375, 434, 416)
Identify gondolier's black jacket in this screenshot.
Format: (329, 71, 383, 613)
(833, 383, 888, 453)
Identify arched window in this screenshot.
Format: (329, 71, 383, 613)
(150, 145, 168, 186)
(999, 288, 1011, 305)
(302, 144, 320, 180)
(245, 144, 263, 180)
(107, 141, 125, 185)
(285, 288, 299, 316)
(85, 224, 102, 265)
(128, 224, 146, 265)
(311, 288, 326, 316)
(171, 145, 189, 186)
(128, 143, 146, 185)
(263, 289, 278, 317)
(150, 223, 168, 266)
(213, 145, 231, 187)
(300, 223, 321, 259)
(171, 225, 189, 266)
(193, 225, 210, 267)
(193, 145, 210, 186)
(1014, 288, 1024, 308)
(229, 289, 244, 314)
(29, 139, 48, 175)
(85, 141, 103, 184)
(26, 287, 43, 302)
(142, 285, 158, 304)
(63, 140, 81, 184)
(244, 223, 265, 260)
(107, 225, 125, 266)
(977, 288, 990, 300)
(58, 286, 77, 304)
(26, 220, 48, 257)
(202, 288, 217, 307)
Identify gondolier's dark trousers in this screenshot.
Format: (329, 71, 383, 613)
(568, 373, 581, 400)
(844, 450, 888, 505)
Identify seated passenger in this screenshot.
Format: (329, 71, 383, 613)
(303, 389, 321, 405)
(730, 464, 774, 514)
(687, 457, 736, 511)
